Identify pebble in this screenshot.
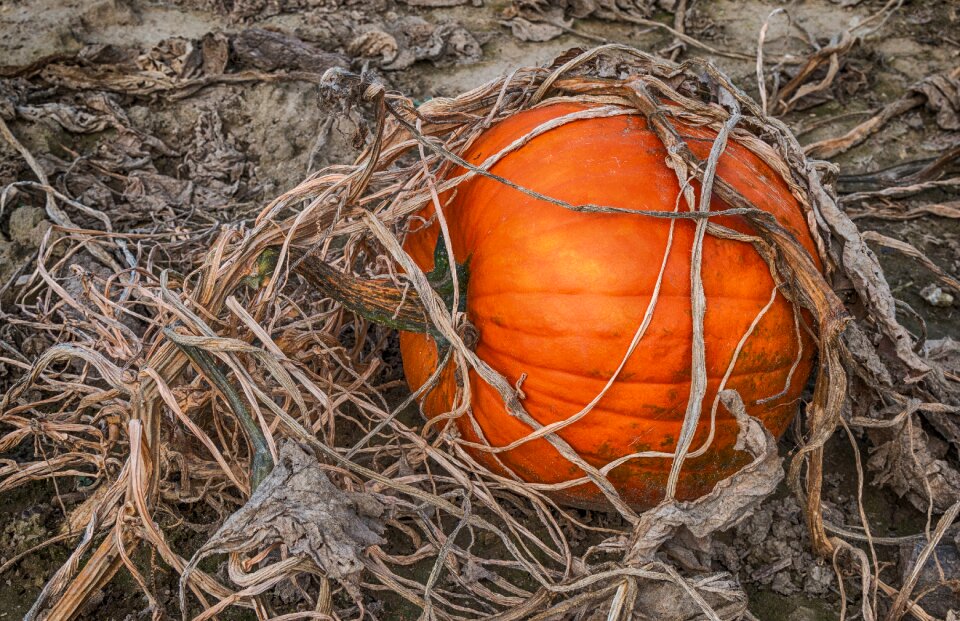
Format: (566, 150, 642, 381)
(786, 606, 821, 621)
(920, 283, 955, 307)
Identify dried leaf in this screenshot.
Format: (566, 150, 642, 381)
(14, 102, 114, 134)
(861, 230, 960, 295)
(502, 17, 567, 42)
(384, 17, 484, 70)
(231, 29, 349, 74)
(183, 441, 384, 584)
(200, 32, 229, 76)
(631, 574, 747, 621)
(869, 422, 960, 513)
(911, 70, 960, 131)
(347, 30, 399, 64)
(924, 337, 960, 374)
(625, 391, 783, 561)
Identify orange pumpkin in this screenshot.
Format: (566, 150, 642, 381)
(399, 102, 819, 510)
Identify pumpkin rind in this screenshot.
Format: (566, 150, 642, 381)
(399, 102, 819, 510)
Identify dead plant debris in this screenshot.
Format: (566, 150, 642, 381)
(0, 2, 958, 620)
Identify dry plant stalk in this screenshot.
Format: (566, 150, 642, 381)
(1, 44, 958, 620)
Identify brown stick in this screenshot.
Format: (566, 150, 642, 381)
(804, 94, 924, 159)
(294, 253, 432, 335)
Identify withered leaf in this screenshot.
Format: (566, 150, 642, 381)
(183, 441, 385, 583)
(911, 70, 960, 131)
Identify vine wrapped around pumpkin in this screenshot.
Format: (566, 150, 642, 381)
(273, 45, 858, 554)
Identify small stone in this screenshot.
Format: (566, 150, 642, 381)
(803, 561, 834, 595)
(8, 206, 50, 247)
(786, 606, 820, 621)
(920, 283, 955, 307)
(771, 571, 796, 595)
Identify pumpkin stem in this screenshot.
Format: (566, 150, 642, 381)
(287, 235, 469, 339)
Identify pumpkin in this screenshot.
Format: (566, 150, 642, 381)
(399, 102, 820, 510)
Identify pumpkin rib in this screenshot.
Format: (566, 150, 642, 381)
(467, 289, 785, 303)
(474, 309, 802, 376)
(484, 385, 797, 430)
(447, 197, 759, 247)
(471, 310, 795, 340)
(476, 341, 801, 388)
(469, 378, 801, 430)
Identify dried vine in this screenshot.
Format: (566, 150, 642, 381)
(1, 45, 957, 620)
